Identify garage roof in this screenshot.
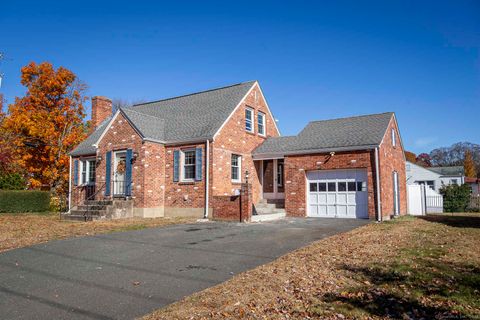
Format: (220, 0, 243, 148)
(253, 112, 394, 158)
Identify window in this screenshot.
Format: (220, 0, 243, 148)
(347, 182, 356, 191)
(257, 112, 266, 136)
(277, 161, 284, 187)
(87, 160, 96, 184)
(81, 159, 96, 185)
(392, 128, 396, 147)
(81, 161, 87, 184)
(182, 149, 196, 181)
(327, 182, 336, 192)
(450, 179, 458, 185)
(357, 181, 366, 191)
(245, 108, 254, 133)
(338, 182, 347, 191)
(231, 154, 241, 182)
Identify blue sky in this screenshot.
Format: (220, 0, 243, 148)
(1, 0, 478, 153)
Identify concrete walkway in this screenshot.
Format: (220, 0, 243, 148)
(0, 218, 368, 320)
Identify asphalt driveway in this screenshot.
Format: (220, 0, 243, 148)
(0, 218, 368, 320)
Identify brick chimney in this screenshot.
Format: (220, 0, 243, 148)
(91, 96, 112, 130)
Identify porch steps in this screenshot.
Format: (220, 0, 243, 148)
(252, 199, 286, 222)
(251, 210, 286, 222)
(62, 200, 111, 221)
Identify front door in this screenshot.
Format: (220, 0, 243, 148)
(261, 159, 285, 200)
(114, 151, 127, 196)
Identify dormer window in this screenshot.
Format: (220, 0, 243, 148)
(392, 128, 396, 147)
(245, 107, 254, 133)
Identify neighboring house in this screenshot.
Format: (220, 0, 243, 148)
(406, 161, 465, 192)
(466, 177, 480, 196)
(68, 81, 406, 221)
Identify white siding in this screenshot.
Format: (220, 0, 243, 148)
(406, 161, 464, 192)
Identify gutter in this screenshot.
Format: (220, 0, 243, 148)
(204, 139, 210, 219)
(252, 144, 379, 160)
(375, 147, 382, 222)
(68, 156, 72, 213)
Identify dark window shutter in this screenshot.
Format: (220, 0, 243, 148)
(73, 159, 79, 186)
(105, 151, 112, 196)
(195, 147, 203, 181)
(173, 150, 180, 182)
(125, 149, 133, 196)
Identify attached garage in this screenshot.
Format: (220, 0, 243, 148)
(306, 169, 368, 219)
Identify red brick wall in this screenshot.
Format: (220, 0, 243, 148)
(71, 113, 165, 210)
(211, 183, 252, 222)
(163, 143, 208, 210)
(211, 196, 240, 221)
(378, 116, 407, 217)
(284, 150, 378, 219)
(212, 83, 280, 204)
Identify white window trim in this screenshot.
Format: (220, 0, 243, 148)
(80, 158, 96, 185)
(231, 154, 242, 183)
(180, 149, 196, 182)
(245, 107, 254, 133)
(392, 128, 396, 147)
(258, 112, 266, 136)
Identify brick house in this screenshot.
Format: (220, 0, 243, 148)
(68, 81, 406, 221)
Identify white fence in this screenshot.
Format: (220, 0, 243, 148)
(407, 184, 443, 215)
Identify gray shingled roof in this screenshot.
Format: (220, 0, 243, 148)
(428, 166, 464, 176)
(70, 81, 256, 156)
(253, 112, 394, 157)
(70, 118, 111, 156)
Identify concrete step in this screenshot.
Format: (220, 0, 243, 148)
(70, 209, 106, 216)
(256, 199, 285, 208)
(255, 208, 286, 215)
(77, 205, 108, 211)
(84, 200, 113, 206)
(254, 203, 277, 210)
(251, 210, 286, 222)
(61, 214, 98, 222)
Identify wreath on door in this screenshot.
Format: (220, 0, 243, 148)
(116, 160, 126, 174)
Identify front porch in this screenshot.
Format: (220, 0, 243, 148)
(253, 158, 286, 221)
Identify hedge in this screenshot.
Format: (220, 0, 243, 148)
(0, 190, 51, 213)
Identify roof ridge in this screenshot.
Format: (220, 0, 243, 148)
(131, 80, 257, 107)
(306, 112, 394, 124)
(121, 107, 165, 121)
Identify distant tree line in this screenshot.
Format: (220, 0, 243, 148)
(405, 142, 479, 178)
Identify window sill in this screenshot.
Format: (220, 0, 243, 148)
(246, 131, 256, 136)
(231, 181, 242, 185)
(178, 181, 196, 185)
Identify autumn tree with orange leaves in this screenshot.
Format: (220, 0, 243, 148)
(2, 62, 88, 193)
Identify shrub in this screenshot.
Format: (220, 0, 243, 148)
(0, 190, 50, 213)
(0, 172, 27, 190)
(439, 184, 471, 212)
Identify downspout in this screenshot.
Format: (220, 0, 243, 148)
(68, 156, 72, 213)
(204, 139, 210, 219)
(375, 147, 382, 222)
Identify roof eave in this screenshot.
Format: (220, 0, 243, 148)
(252, 144, 379, 160)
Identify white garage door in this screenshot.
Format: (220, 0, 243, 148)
(307, 169, 368, 219)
